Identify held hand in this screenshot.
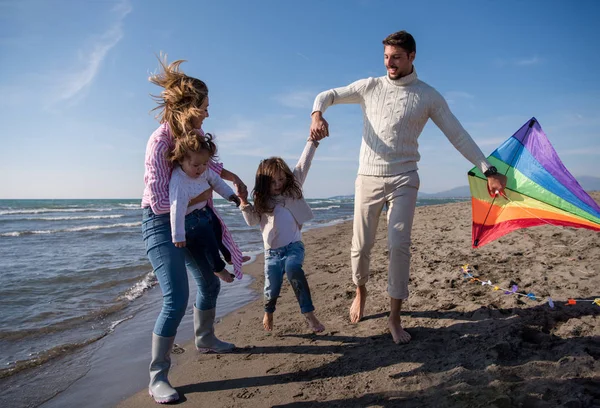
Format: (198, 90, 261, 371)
(233, 177, 247, 196)
(487, 173, 508, 198)
(189, 188, 213, 206)
(229, 194, 241, 207)
(238, 190, 249, 205)
(310, 112, 329, 141)
(174, 241, 186, 248)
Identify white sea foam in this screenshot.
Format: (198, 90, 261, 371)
(118, 271, 157, 302)
(117, 203, 141, 209)
(22, 215, 125, 221)
(0, 222, 141, 237)
(0, 208, 113, 215)
(312, 205, 341, 210)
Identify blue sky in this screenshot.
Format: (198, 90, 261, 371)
(1, 0, 598, 199)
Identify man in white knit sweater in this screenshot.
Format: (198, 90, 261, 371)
(309, 30, 506, 344)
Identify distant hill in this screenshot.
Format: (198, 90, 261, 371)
(418, 175, 600, 199)
(419, 186, 471, 199)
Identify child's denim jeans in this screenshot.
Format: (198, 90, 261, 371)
(185, 206, 226, 273)
(264, 241, 315, 314)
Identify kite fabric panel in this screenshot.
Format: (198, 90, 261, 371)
(468, 117, 600, 248)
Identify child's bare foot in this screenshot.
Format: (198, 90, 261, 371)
(388, 317, 411, 344)
(226, 255, 251, 265)
(304, 311, 325, 333)
(263, 312, 273, 331)
(215, 269, 234, 283)
(349, 285, 367, 323)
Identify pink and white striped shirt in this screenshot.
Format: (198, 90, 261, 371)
(141, 123, 244, 279)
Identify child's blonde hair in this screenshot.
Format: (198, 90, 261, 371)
(168, 131, 217, 164)
(252, 157, 302, 214)
(149, 54, 208, 141)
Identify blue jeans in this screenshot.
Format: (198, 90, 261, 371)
(185, 207, 226, 273)
(142, 208, 221, 338)
(264, 241, 314, 314)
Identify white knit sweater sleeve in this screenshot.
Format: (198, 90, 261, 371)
(169, 172, 189, 243)
(312, 78, 370, 114)
(428, 89, 492, 173)
(206, 169, 235, 201)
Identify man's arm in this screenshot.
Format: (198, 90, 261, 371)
(310, 78, 369, 140)
(429, 91, 506, 196)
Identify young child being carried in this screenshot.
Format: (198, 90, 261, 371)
(238, 139, 325, 333)
(169, 131, 241, 283)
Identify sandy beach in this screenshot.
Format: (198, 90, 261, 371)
(119, 193, 600, 408)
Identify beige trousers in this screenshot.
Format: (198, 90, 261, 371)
(351, 171, 420, 300)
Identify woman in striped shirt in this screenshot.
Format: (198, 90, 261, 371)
(141, 56, 246, 404)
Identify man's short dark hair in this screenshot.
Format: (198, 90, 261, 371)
(382, 31, 416, 54)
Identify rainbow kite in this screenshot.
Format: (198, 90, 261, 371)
(468, 117, 600, 248)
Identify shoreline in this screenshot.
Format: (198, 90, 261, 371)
(0, 217, 350, 408)
(119, 195, 600, 408)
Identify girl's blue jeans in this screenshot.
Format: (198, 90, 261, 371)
(264, 241, 314, 314)
(185, 206, 226, 273)
(142, 207, 221, 338)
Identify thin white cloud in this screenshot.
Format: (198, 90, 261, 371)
(493, 55, 542, 67)
(445, 90, 475, 107)
(515, 55, 541, 66)
(296, 52, 310, 61)
(273, 90, 315, 109)
(214, 118, 256, 146)
(52, 0, 132, 105)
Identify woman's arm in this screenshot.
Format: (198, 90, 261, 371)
(221, 167, 248, 196)
(144, 138, 173, 214)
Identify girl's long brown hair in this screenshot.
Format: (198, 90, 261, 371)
(149, 54, 208, 141)
(252, 157, 302, 214)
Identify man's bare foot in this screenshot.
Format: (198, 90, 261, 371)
(215, 269, 234, 283)
(263, 312, 273, 331)
(349, 285, 367, 323)
(388, 318, 411, 344)
(226, 255, 251, 265)
(303, 311, 325, 333)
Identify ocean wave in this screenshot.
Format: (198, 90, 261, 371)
(0, 222, 142, 237)
(308, 200, 337, 204)
(0, 214, 125, 222)
(118, 271, 157, 301)
(117, 203, 141, 209)
(0, 334, 107, 379)
(0, 312, 135, 379)
(0, 208, 114, 215)
(0, 301, 128, 342)
(312, 205, 341, 210)
(304, 216, 352, 230)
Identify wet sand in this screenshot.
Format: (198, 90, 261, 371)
(119, 193, 600, 408)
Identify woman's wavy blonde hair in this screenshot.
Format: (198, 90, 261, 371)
(168, 131, 218, 164)
(149, 54, 208, 141)
(252, 157, 302, 214)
